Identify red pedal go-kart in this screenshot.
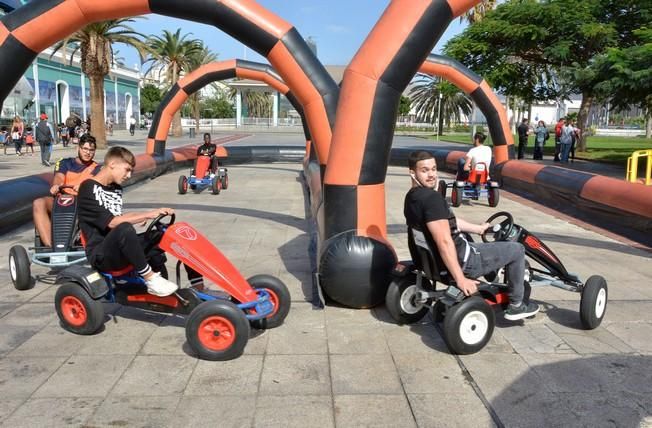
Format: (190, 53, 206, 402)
(385, 211, 607, 355)
(178, 155, 228, 195)
(438, 162, 500, 208)
(53, 214, 290, 361)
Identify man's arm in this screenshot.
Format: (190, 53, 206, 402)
(456, 218, 489, 235)
(427, 219, 478, 296)
(107, 208, 175, 228)
(463, 155, 472, 171)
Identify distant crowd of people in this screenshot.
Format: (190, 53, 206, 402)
(517, 116, 580, 163)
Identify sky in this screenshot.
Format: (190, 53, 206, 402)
(116, 0, 467, 71)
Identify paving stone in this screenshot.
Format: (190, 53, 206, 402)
(171, 395, 256, 427)
(0, 397, 101, 427)
(393, 352, 469, 394)
(0, 400, 23, 421)
(330, 354, 402, 395)
(333, 394, 416, 428)
(0, 303, 17, 319)
(499, 323, 576, 354)
(605, 322, 652, 353)
(459, 353, 541, 399)
(185, 355, 263, 395)
(0, 356, 66, 399)
(327, 322, 389, 354)
(0, 302, 55, 328)
(491, 391, 581, 427)
(254, 395, 333, 428)
(581, 354, 652, 393)
(382, 323, 449, 355)
(521, 354, 604, 393)
(75, 322, 158, 356)
(560, 391, 652, 428)
(408, 393, 495, 428)
(85, 395, 181, 428)
(546, 322, 635, 354)
(8, 326, 88, 357)
(266, 304, 326, 355)
(259, 355, 330, 395)
(33, 355, 132, 398)
(111, 356, 197, 396)
(140, 315, 188, 356)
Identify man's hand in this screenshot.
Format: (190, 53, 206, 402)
(147, 207, 175, 219)
(477, 222, 491, 235)
(49, 184, 60, 195)
(457, 277, 479, 296)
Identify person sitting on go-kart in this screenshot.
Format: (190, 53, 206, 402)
(77, 146, 202, 297)
(32, 134, 101, 249)
(195, 132, 218, 175)
(456, 132, 492, 181)
(406, 150, 539, 320)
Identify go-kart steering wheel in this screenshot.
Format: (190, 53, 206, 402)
(481, 211, 514, 243)
(145, 213, 176, 236)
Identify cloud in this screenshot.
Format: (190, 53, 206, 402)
(326, 24, 350, 34)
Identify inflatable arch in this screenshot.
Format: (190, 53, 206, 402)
(147, 58, 311, 155)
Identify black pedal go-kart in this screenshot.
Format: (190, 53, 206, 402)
(385, 211, 608, 355)
(9, 185, 86, 290)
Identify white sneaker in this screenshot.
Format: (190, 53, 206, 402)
(145, 272, 178, 297)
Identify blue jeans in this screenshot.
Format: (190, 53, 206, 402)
(560, 143, 571, 162)
(462, 241, 526, 305)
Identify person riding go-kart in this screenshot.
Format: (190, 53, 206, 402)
(9, 135, 100, 290)
(386, 150, 607, 355)
(178, 132, 228, 195)
(53, 146, 290, 360)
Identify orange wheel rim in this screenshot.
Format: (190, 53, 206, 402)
(61, 296, 87, 327)
(264, 288, 280, 317)
(197, 316, 236, 351)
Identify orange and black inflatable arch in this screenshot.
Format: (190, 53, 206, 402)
(0, 0, 336, 169)
(147, 59, 311, 155)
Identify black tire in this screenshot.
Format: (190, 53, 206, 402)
(438, 180, 447, 199)
(443, 296, 495, 355)
(451, 186, 462, 207)
(211, 177, 221, 195)
(385, 275, 429, 324)
(247, 274, 291, 329)
(9, 245, 32, 290)
(55, 283, 104, 335)
(580, 275, 608, 330)
(488, 187, 500, 207)
(186, 300, 249, 361)
(432, 300, 446, 323)
(221, 174, 229, 190)
(178, 176, 188, 195)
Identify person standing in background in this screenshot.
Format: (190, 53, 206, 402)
(553, 117, 565, 162)
(517, 118, 529, 160)
(11, 115, 24, 156)
(129, 115, 136, 136)
(35, 113, 55, 167)
(533, 120, 549, 160)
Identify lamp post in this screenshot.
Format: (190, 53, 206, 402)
(436, 92, 443, 141)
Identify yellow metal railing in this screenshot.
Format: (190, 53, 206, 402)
(626, 149, 652, 185)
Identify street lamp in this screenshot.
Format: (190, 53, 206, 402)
(436, 92, 443, 141)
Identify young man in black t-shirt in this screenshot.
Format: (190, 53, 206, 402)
(77, 147, 180, 297)
(404, 150, 539, 321)
(196, 132, 218, 173)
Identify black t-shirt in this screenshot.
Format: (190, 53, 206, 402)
(197, 143, 216, 157)
(517, 123, 529, 141)
(404, 187, 468, 263)
(77, 179, 123, 263)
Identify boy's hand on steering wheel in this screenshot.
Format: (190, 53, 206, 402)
(49, 184, 60, 195)
(478, 222, 491, 235)
(458, 277, 479, 296)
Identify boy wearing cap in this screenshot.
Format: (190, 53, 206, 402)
(35, 113, 56, 167)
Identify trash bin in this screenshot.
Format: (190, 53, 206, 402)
(189, 127, 195, 138)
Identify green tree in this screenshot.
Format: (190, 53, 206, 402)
(186, 46, 218, 131)
(398, 95, 411, 117)
(140, 84, 162, 115)
(409, 75, 472, 135)
(202, 93, 235, 118)
(51, 19, 147, 148)
(143, 29, 203, 137)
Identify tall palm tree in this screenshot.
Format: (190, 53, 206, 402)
(409, 74, 472, 135)
(244, 91, 272, 119)
(51, 19, 148, 148)
(186, 45, 218, 132)
(143, 29, 203, 137)
(461, 0, 497, 24)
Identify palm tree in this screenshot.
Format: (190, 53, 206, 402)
(51, 19, 148, 148)
(143, 29, 203, 137)
(186, 45, 218, 132)
(409, 74, 472, 135)
(461, 0, 497, 24)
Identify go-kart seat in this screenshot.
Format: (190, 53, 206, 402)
(79, 232, 135, 277)
(407, 226, 453, 285)
(467, 162, 489, 185)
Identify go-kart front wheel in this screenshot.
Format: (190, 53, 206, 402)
(55, 283, 105, 335)
(443, 296, 495, 355)
(451, 186, 462, 207)
(247, 274, 291, 329)
(211, 177, 222, 195)
(9, 245, 33, 290)
(186, 300, 250, 361)
(580, 275, 608, 329)
(221, 174, 229, 190)
(488, 187, 500, 208)
(438, 180, 447, 199)
(385, 274, 429, 325)
(178, 175, 188, 195)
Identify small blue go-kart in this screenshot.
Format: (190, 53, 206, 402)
(438, 162, 499, 207)
(178, 155, 228, 195)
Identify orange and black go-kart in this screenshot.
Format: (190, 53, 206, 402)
(9, 185, 86, 291)
(52, 214, 290, 361)
(385, 211, 607, 355)
(438, 162, 500, 208)
(178, 154, 228, 195)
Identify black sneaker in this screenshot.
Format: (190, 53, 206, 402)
(504, 301, 540, 321)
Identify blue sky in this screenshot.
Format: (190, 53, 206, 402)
(117, 1, 467, 70)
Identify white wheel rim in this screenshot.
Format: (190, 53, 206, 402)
(400, 285, 423, 314)
(459, 310, 489, 345)
(9, 255, 17, 280)
(595, 288, 607, 318)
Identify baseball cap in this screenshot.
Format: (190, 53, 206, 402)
(40, 113, 47, 120)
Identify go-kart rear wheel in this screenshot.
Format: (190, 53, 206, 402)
(247, 274, 291, 329)
(55, 283, 104, 335)
(221, 174, 229, 190)
(186, 300, 249, 361)
(211, 177, 222, 195)
(451, 186, 462, 207)
(438, 180, 447, 199)
(385, 274, 429, 325)
(580, 275, 608, 329)
(178, 175, 188, 195)
(9, 245, 32, 290)
(443, 296, 495, 355)
(488, 187, 500, 207)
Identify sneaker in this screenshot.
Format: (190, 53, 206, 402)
(145, 272, 179, 297)
(504, 301, 540, 321)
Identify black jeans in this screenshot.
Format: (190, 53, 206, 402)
(517, 138, 527, 159)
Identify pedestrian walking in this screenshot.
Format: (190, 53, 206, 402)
(11, 115, 24, 156)
(24, 127, 35, 156)
(559, 119, 574, 163)
(35, 113, 55, 166)
(129, 115, 136, 136)
(533, 120, 549, 160)
(517, 118, 529, 160)
(553, 118, 565, 162)
(0, 127, 9, 155)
